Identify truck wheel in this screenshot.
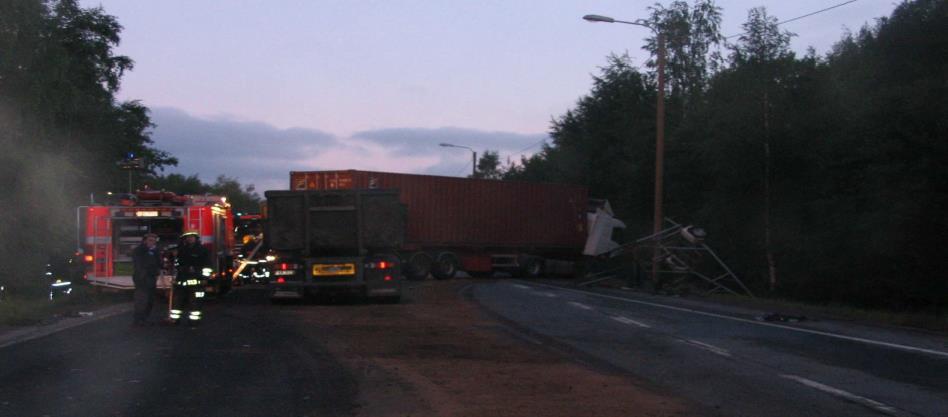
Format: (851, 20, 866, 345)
(432, 253, 459, 280)
(405, 252, 432, 281)
(522, 257, 544, 279)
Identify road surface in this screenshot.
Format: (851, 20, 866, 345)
(473, 280, 948, 417)
(0, 291, 356, 417)
(0, 282, 691, 417)
(2, 280, 944, 416)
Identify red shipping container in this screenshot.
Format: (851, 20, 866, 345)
(290, 170, 588, 251)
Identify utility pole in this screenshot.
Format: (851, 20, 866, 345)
(583, 14, 668, 287)
(652, 31, 666, 286)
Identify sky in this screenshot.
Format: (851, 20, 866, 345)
(79, 0, 898, 192)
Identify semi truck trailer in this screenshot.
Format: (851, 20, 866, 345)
(270, 170, 624, 288)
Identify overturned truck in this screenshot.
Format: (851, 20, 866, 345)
(264, 170, 624, 301)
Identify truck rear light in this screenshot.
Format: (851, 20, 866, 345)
(277, 263, 298, 271)
(366, 261, 395, 269)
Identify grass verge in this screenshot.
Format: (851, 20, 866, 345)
(706, 292, 948, 333)
(0, 284, 131, 326)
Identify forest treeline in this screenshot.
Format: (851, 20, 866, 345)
(2, 0, 945, 311)
(486, 0, 947, 312)
(0, 0, 259, 292)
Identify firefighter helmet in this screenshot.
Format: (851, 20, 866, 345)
(180, 230, 199, 239)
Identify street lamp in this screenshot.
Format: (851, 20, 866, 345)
(117, 152, 145, 193)
(439, 143, 477, 177)
(584, 13, 667, 285)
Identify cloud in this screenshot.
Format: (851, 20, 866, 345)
(353, 127, 548, 156)
(148, 107, 547, 193)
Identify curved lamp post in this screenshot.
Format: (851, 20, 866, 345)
(439, 143, 477, 177)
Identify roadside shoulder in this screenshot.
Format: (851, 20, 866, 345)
(524, 279, 948, 353)
(0, 302, 133, 349)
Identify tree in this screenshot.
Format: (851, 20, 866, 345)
(0, 0, 174, 293)
(472, 150, 502, 179)
(643, 0, 724, 112)
(506, 54, 658, 232)
(208, 175, 262, 213)
(144, 174, 263, 213)
(510, 0, 947, 312)
(733, 7, 796, 293)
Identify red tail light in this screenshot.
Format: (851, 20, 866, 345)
(378, 261, 388, 269)
(83, 255, 94, 263)
(280, 263, 289, 271)
(384, 275, 392, 281)
(276, 277, 286, 284)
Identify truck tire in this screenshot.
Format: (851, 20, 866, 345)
(405, 252, 432, 281)
(432, 253, 459, 280)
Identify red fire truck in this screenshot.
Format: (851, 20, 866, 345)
(76, 190, 236, 294)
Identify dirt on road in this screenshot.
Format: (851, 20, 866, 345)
(284, 279, 695, 417)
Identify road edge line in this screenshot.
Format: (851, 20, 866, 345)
(780, 374, 907, 416)
(516, 281, 948, 359)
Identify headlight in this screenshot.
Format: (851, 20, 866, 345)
(201, 268, 213, 277)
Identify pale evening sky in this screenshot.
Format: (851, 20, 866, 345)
(80, 0, 897, 191)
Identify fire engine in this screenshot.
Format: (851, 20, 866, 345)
(76, 190, 236, 294)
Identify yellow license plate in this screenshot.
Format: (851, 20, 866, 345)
(312, 263, 356, 276)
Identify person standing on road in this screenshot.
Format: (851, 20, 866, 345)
(170, 231, 210, 326)
(132, 233, 162, 326)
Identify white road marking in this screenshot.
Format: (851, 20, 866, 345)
(518, 281, 948, 359)
(681, 339, 732, 358)
(611, 316, 651, 328)
(780, 374, 906, 416)
(568, 301, 594, 310)
(512, 284, 530, 290)
(534, 291, 558, 298)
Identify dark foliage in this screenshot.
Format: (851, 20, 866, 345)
(143, 173, 263, 214)
(508, 0, 948, 312)
(0, 1, 255, 292)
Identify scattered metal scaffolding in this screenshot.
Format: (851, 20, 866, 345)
(580, 218, 754, 298)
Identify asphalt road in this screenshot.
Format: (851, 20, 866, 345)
(472, 280, 948, 417)
(3, 281, 945, 417)
(0, 291, 356, 417)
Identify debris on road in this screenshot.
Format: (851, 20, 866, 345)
(757, 313, 808, 323)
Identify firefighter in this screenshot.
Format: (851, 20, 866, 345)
(131, 233, 161, 326)
(170, 231, 210, 326)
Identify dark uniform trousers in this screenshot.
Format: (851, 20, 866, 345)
(170, 242, 210, 323)
(170, 271, 205, 323)
(132, 245, 162, 323)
